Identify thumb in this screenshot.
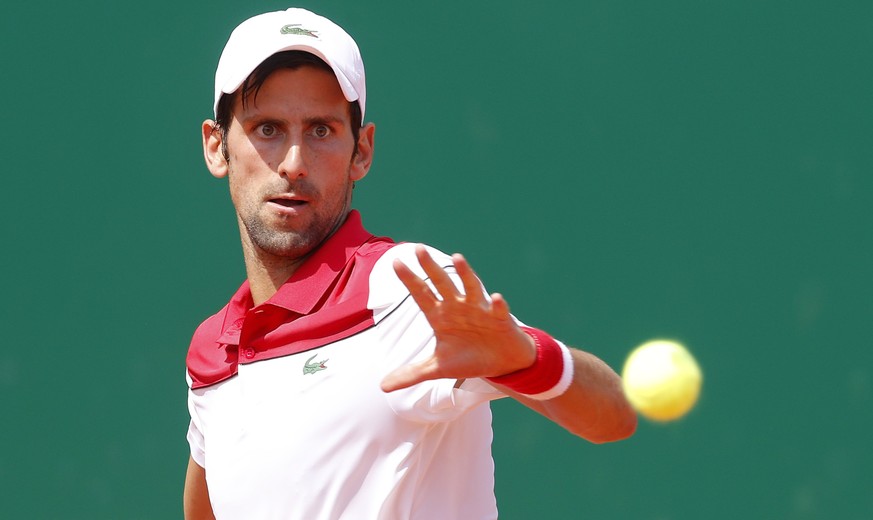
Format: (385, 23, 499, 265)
(380, 357, 439, 393)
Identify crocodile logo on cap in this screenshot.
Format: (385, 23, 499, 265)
(280, 24, 319, 38)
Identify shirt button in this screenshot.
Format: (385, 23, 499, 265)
(243, 347, 255, 359)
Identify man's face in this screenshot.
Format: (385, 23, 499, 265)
(206, 66, 373, 262)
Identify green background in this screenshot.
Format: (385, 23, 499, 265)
(2, 0, 870, 518)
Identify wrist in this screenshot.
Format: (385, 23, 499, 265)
(486, 327, 574, 400)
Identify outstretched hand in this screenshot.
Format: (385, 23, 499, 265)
(380, 245, 537, 393)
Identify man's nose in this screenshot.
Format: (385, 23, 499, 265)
(278, 143, 307, 179)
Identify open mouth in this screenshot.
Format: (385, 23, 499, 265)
(270, 198, 306, 208)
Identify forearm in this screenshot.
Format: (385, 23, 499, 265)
(498, 348, 637, 443)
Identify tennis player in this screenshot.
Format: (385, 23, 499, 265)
(183, 8, 636, 519)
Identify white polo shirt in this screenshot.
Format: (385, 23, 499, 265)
(186, 211, 506, 519)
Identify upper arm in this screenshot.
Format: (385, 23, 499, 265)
(184, 456, 215, 520)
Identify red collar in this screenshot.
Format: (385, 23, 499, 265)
(224, 209, 374, 322)
(188, 210, 396, 389)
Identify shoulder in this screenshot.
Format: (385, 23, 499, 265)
(366, 243, 454, 312)
(374, 242, 454, 280)
(186, 306, 235, 389)
(189, 308, 225, 348)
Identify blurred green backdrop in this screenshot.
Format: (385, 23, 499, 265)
(1, 0, 870, 518)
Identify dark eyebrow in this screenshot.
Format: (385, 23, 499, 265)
(302, 115, 346, 127)
(236, 114, 346, 127)
(237, 112, 282, 127)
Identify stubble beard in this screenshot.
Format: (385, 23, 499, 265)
(239, 178, 354, 262)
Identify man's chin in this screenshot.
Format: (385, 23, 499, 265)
(255, 237, 316, 259)
(243, 210, 346, 260)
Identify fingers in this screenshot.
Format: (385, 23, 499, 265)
(489, 292, 513, 320)
(393, 257, 439, 313)
(393, 245, 488, 304)
(413, 245, 461, 301)
(451, 252, 489, 306)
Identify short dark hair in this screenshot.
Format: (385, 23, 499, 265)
(213, 50, 363, 160)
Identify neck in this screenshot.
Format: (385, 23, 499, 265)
(239, 209, 352, 306)
(242, 242, 307, 307)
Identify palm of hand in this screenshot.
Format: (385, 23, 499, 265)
(380, 245, 536, 392)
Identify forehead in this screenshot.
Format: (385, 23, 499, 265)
(233, 65, 349, 118)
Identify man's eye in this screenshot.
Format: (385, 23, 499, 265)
(313, 125, 330, 138)
(258, 124, 277, 137)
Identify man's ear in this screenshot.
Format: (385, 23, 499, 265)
(202, 119, 228, 179)
(350, 122, 376, 182)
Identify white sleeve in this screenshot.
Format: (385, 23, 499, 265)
(186, 386, 207, 468)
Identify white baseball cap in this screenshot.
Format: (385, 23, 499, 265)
(213, 8, 366, 122)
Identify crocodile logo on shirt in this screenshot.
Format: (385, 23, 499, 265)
(303, 354, 329, 375)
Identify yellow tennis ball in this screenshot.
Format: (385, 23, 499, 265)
(622, 340, 702, 422)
